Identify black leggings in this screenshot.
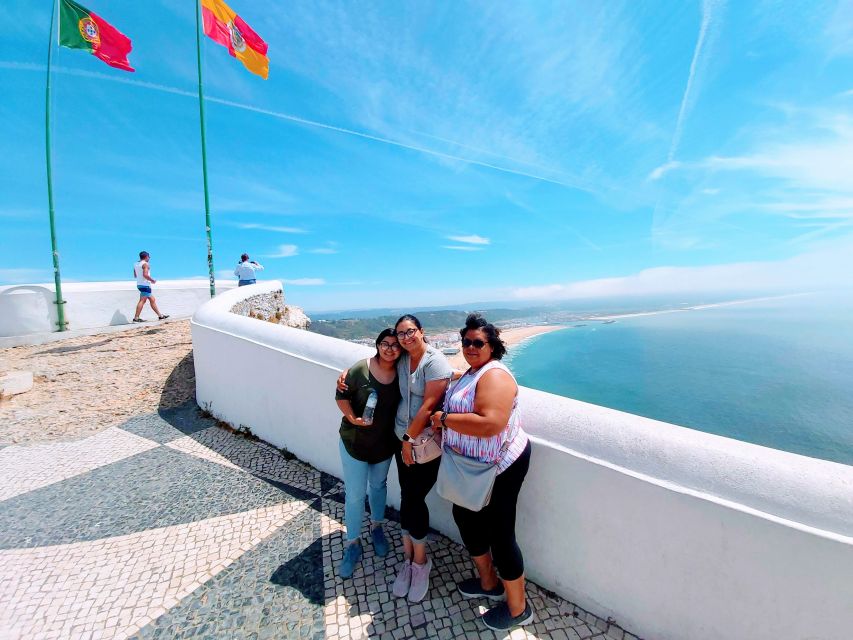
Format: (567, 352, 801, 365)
(395, 449, 440, 543)
(452, 440, 532, 581)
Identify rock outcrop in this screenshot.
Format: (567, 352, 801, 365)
(230, 289, 310, 330)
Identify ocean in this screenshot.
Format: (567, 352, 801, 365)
(506, 293, 853, 466)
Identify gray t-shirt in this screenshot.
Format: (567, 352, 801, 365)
(395, 346, 453, 440)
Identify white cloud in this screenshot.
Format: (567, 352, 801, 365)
(442, 245, 484, 251)
(685, 108, 853, 195)
(824, 2, 853, 58)
(262, 244, 299, 258)
(283, 278, 326, 286)
(650, 105, 853, 250)
(446, 234, 490, 245)
(0, 268, 51, 284)
(235, 223, 307, 234)
(309, 248, 338, 254)
(759, 197, 853, 218)
(648, 161, 682, 181)
(512, 236, 853, 300)
(705, 139, 853, 193)
(701, 188, 720, 195)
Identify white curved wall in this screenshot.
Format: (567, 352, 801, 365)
(192, 281, 853, 640)
(0, 280, 236, 337)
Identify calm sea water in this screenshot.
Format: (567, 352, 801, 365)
(507, 294, 853, 466)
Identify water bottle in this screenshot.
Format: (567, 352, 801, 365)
(362, 389, 378, 425)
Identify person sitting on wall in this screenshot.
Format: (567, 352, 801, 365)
(334, 328, 403, 578)
(234, 253, 264, 286)
(132, 251, 169, 323)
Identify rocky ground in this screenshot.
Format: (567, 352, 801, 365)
(0, 320, 195, 446)
(230, 288, 311, 329)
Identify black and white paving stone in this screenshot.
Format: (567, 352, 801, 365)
(0, 404, 639, 640)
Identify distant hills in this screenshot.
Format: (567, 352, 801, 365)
(308, 308, 553, 340)
(304, 293, 779, 341)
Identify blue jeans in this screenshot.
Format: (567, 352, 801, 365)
(238, 279, 256, 287)
(338, 439, 393, 543)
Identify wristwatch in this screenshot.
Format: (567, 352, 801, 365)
(440, 411, 448, 427)
(402, 433, 413, 442)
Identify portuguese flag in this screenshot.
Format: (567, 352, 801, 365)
(202, 0, 269, 79)
(58, 0, 134, 72)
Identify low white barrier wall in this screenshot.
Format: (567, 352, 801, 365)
(192, 281, 853, 640)
(0, 279, 236, 337)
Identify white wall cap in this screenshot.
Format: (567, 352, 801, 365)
(194, 280, 853, 540)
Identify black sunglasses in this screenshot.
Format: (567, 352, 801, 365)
(461, 338, 488, 349)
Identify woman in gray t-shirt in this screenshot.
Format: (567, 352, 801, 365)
(336, 314, 452, 601)
(391, 314, 451, 602)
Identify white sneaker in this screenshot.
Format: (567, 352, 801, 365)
(392, 559, 412, 598)
(407, 557, 432, 602)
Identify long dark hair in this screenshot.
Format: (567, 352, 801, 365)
(394, 314, 422, 331)
(374, 328, 399, 358)
(394, 314, 429, 343)
(460, 313, 507, 360)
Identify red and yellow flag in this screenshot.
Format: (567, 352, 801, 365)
(201, 0, 269, 79)
(58, 0, 134, 72)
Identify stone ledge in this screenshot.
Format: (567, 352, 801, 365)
(0, 371, 34, 398)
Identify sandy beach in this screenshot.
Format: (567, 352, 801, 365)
(444, 324, 565, 369)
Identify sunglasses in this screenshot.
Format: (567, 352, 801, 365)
(461, 338, 488, 349)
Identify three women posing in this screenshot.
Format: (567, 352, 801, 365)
(334, 313, 532, 631)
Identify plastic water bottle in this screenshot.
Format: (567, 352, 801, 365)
(362, 389, 378, 425)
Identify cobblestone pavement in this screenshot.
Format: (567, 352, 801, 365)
(0, 402, 641, 640)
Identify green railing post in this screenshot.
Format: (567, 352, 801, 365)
(195, 0, 216, 298)
(46, 0, 67, 330)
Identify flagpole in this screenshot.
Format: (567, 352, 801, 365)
(46, 0, 67, 331)
(195, 0, 216, 298)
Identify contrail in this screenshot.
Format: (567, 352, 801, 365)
(0, 61, 197, 98)
(667, 0, 724, 163)
(3, 60, 595, 194)
(651, 0, 725, 235)
(206, 96, 597, 193)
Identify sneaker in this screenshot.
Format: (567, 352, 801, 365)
(407, 557, 432, 602)
(482, 602, 534, 632)
(392, 559, 412, 598)
(158, 314, 170, 320)
(132, 318, 145, 323)
(371, 525, 389, 557)
(457, 577, 506, 601)
(337, 541, 362, 579)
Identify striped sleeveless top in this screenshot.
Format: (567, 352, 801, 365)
(442, 360, 528, 473)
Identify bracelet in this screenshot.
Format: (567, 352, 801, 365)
(402, 433, 413, 442)
(440, 411, 448, 427)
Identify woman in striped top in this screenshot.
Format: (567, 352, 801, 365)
(429, 313, 533, 632)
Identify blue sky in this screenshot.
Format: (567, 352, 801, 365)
(2, 1, 852, 311)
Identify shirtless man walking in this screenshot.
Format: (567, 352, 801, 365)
(133, 251, 169, 323)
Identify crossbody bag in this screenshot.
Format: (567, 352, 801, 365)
(436, 433, 509, 512)
(406, 360, 442, 464)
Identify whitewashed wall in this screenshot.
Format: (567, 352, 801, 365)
(192, 281, 853, 640)
(0, 280, 236, 337)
